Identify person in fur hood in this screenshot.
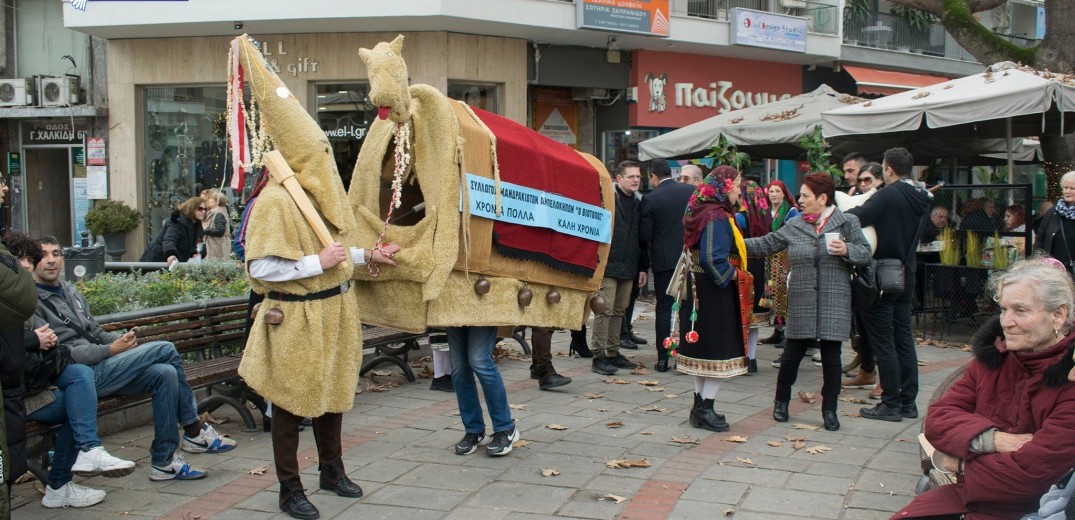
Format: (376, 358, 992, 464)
(892, 258, 1075, 520)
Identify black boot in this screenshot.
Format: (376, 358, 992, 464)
(688, 393, 702, 427)
(570, 329, 594, 358)
(822, 410, 840, 431)
(773, 401, 789, 422)
(318, 458, 363, 498)
(747, 358, 758, 374)
(693, 399, 730, 432)
(537, 365, 572, 390)
(761, 329, 784, 345)
(279, 479, 320, 520)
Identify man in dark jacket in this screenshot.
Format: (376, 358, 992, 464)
(640, 160, 695, 372)
(591, 161, 647, 375)
(847, 147, 930, 422)
(0, 174, 36, 520)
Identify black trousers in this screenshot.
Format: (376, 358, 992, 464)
(531, 327, 553, 370)
(861, 286, 918, 410)
(776, 338, 842, 411)
(852, 310, 875, 373)
(653, 269, 675, 360)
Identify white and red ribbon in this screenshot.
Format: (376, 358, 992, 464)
(228, 39, 250, 191)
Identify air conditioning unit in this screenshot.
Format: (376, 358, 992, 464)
(0, 79, 32, 107)
(38, 76, 79, 106)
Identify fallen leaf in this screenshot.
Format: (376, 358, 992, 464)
(637, 380, 660, 386)
(410, 355, 432, 367)
(798, 390, 818, 404)
(599, 376, 617, 384)
(839, 396, 870, 404)
(597, 408, 610, 412)
(448, 410, 460, 416)
(248, 465, 268, 475)
(612, 378, 632, 385)
(513, 440, 531, 448)
(723, 509, 735, 516)
(641, 405, 668, 412)
(631, 365, 650, 375)
(793, 440, 806, 450)
(841, 411, 862, 418)
(806, 445, 833, 455)
(541, 468, 560, 477)
(509, 403, 527, 410)
(606, 458, 652, 469)
(585, 392, 605, 399)
(365, 382, 394, 392)
(792, 423, 821, 431)
(607, 421, 624, 428)
(602, 494, 628, 504)
(665, 394, 678, 399)
(725, 435, 748, 443)
(767, 441, 783, 447)
(736, 457, 755, 465)
(200, 411, 226, 425)
(370, 369, 393, 377)
(785, 434, 806, 442)
(415, 365, 434, 379)
(640, 431, 654, 435)
(645, 387, 667, 392)
(546, 424, 568, 431)
(671, 436, 700, 444)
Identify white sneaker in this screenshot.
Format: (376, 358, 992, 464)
(149, 452, 208, 481)
(41, 481, 107, 508)
(71, 446, 136, 478)
(181, 423, 237, 454)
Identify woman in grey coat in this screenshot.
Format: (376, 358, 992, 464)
(743, 173, 871, 431)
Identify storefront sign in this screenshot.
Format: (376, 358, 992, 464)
(87, 137, 106, 166)
(324, 124, 366, 140)
(577, 0, 670, 37)
(730, 8, 808, 53)
(7, 152, 20, 176)
(464, 174, 612, 243)
(532, 89, 578, 149)
(23, 122, 88, 145)
(255, 39, 320, 77)
(630, 50, 801, 128)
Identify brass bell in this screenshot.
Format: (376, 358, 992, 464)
(264, 307, 284, 325)
(474, 276, 491, 295)
(546, 290, 561, 304)
(518, 286, 533, 307)
(589, 294, 607, 314)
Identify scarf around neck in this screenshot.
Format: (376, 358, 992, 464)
(1056, 199, 1075, 220)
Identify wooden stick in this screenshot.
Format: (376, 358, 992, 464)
(263, 150, 347, 268)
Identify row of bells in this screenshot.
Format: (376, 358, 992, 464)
(473, 276, 607, 313)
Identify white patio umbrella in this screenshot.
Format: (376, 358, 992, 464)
(638, 85, 864, 160)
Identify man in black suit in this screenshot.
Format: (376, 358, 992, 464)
(640, 160, 697, 372)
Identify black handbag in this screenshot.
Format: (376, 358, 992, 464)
(875, 258, 906, 293)
(851, 258, 879, 309)
(25, 344, 72, 393)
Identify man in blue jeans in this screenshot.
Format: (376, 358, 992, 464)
(448, 326, 519, 456)
(32, 236, 237, 482)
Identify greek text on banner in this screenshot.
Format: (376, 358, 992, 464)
(463, 173, 612, 243)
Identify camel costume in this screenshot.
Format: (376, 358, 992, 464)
(350, 36, 613, 332)
(230, 36, 365, 519)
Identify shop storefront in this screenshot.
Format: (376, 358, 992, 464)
(106, 32, 526, 258)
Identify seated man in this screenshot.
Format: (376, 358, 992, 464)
(32, 235, 236, 482)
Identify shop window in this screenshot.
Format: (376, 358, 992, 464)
(315, 82, 376, 190)
(448, 82, 500, 114)
(142, 86, 227, 243)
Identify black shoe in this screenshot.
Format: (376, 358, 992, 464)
(860, 403, 903, 422)
(529, 364, 540, 380)
(318, 459, 363, 498)
(607, 354, 637, 369)
(822, 410, 840, 431)
(619, 336, 639, 350)
(454, 431, 488, 455)
(773, 401, 789, 422)
(761, 329, 784, 344)
(690, 398, 729, 432)
(429, 375, 454, 392)
(539, 371, 572, 390)
(654, 358, 669, 372)
(747, 359, 758, 374)
(486, 425, 520, 456)
(629, 332, 648, 345)
(280, 479, 320, 520)
(900, 405, 919, 419)
(570, 337, 594, 358)
(591, 356, 618, 375)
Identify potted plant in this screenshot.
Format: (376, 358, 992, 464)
(85, 199, 142, 260)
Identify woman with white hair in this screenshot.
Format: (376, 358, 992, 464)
(1033, 170, 1075, 275)
(893, 257, 1075, 519)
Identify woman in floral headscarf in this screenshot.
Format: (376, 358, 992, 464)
(734, 180, 773, 374)
(672, 166, 748, 432)
(760, 181, 799, 349)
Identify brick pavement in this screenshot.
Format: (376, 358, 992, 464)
(10, 304, 972, 519)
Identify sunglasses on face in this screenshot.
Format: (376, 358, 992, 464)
(859, 177, 875, 184)
(197, 206, 207, 211)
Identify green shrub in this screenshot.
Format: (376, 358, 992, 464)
(78, 262, 249, 315)
(85, 200, 142, 236)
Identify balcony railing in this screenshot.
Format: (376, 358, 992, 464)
(671, 0, 838, 35)
(844, 11, 1040, 61)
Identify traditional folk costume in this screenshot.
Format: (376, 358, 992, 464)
(763, 181, 799, 343)
(669, 166, 751, 432)
(735, 181, 773, 373)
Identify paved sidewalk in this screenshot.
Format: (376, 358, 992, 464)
(10, 303, 972, 520)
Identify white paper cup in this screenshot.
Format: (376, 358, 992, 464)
(825, 232, 841, 254)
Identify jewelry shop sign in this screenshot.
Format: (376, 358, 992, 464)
(730, 8, 807, 53)
(577, 0, 670, 37)
(463, 174, 612, 243)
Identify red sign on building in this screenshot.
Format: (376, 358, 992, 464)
(630, 50, 803, 128)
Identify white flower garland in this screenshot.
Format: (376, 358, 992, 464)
(368, 120, 412, 276)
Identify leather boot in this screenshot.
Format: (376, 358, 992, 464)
(279, 478, 320, 520)
(842, 353, 861, 375)
(747, 358, 758, 374)
(688, 393, 702, 427)
(761, 328, 784, 344)
(822, 410, 840, 431)
(692, 399, 729, 432)
(318, 458, 363, 498)
(773, 401, 789, 422)
(537, 365, 572, 390)
(569, 328, 593, 358)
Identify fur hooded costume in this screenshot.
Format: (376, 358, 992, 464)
(235, 36, 362, 418)
(893, 317, 1075, 520)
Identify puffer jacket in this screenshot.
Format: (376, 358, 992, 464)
(141, 210, 202, 263)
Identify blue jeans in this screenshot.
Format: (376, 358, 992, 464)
(447, 327, 513, 434)
(93, 341, 199, 467)
(27, 364, 101, 489)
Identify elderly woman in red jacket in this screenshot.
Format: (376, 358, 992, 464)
(893, 258, 1075, 520)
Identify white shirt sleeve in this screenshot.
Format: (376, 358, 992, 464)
(249, 255, 323, 282)
(350, 247, 368, 266)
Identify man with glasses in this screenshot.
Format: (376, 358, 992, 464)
(677, 164, 704, 186)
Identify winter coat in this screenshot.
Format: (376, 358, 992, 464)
(640, 178, 695, 273)
(1034, 208, 1075, 275)
(743, 208, 870, 341)
(202, 206, 232, 261)
(605, 186, 644, 280)
(847, 179, 930, 277)
(0, 242, 34, 492)
(140, 210, 202, 263)
(892, 317, 1075, 520)
(0, 242, 35, 328)
(34, 283, 121, 366)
